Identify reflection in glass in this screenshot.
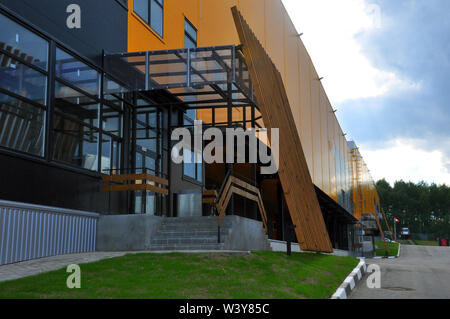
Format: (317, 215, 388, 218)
(0, 57, 47, 104)
(101, 136, 121, 174)
(0, 93, 45, 156)
(52, 80, 100, 170)
(150, 0, 163, 37)
(55, 48, 100, 96)
(0, 13, 48, 70)
(52, 121, 98, 171)
(133, 0, 149, 23)
(54, 81, 99, 127)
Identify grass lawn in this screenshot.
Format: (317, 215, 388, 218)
(375, 241, 400, 257)
(413, 240, 438, 246)
(0, 251, 358, 299)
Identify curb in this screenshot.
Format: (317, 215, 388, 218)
(331, 258, 366, 299)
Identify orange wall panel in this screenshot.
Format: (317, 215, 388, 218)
(126, 0, 380, 213)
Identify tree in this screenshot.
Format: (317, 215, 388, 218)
(376, 180, 450, 239)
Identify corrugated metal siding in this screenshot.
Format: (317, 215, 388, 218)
(0, 200, 99, 266)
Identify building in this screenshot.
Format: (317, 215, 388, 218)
(0, 0, 383, 265)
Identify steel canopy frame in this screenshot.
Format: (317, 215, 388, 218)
(104, 46, 260, 128)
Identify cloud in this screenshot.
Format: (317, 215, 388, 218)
(282, 0, 420, 103)
(283, 0, 450, 185)
(359, 138, 450, 186)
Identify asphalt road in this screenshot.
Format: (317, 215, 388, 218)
(350, 245, 450, 299)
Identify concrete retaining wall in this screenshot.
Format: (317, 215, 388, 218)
(223, 216, 272, 251)
(97, 215, 163, 251)
(96, 214, 272, 252)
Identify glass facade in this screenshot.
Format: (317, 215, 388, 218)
(0, 12, 48, 157)
(182, 19, 202, 183)
(0, 9, 205, 217)
(0, 12, 128, 174)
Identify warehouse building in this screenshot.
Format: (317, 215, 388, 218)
(0, 0, 382, 264)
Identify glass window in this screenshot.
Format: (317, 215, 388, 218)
(0, 56, 47, 105)
(52, 121, 99, 171)
(55, 48, 100, 96)
(134, 0, 163, 37)
(134, 0, 149, 23)
(101, 136, 121, 174)
(0, 93, 45, 156)
(183, 147, 202, 183)
(54, 81, 99, 127)
(184, 149, 196, 180)
(184, 19, 197, 49)
(52, 81, 100, 171)
(150, 0, 163, 37)
(103, 106, 122, 137)
(0, 13, 48, 70)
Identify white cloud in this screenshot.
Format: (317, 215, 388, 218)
(358, 139, 450, 186)
(282, 0, 420, 103)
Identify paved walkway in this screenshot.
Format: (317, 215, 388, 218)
(350, 245, 450, 299)
(0, 250, 250, 283)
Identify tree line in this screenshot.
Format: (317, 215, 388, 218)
(376, 179, 450, 239)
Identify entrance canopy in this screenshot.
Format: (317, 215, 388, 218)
(104, 45, 260, 126)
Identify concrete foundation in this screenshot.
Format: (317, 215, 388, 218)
(97, 215, 163, 251)
(96, 214, 271, 252)
(222, 216, 272, 251)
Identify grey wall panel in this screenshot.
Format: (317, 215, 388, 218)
(0, 199, 99, 265)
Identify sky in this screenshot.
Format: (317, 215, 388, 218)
(282, 0, 450, 186)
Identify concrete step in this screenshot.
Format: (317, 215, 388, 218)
(158, 225, 230, 232)
(148, 217, 234, 251)
(150, 237, 221, 245)
(148, 243, 225, 251)
(156, 230, 229, 237)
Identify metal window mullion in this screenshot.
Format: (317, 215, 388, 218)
(186, 48, 191, 87)
(45, 40, 56, 161)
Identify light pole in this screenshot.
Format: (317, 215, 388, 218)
(394, 218, 399, 240)
(394, 218, 396, 240)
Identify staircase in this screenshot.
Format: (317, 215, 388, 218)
(148, 216, 233, 251)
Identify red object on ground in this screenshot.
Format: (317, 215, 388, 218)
(441, 239, 448, 246)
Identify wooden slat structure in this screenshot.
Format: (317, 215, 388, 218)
(231, 7, 333, 253)
(213, 175, 268, 234)
(202, 190, 218, 204)
(381, 207, 394, 239)
(102, 173, 169, 195)
(374, 211, 390, 255)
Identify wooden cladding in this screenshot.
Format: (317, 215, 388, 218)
(231, 7, 333, 253)
(102, 173, 169, 195)
(202, 190, 218, 204)
(205, 175, 269, 234)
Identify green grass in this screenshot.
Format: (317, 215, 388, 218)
(0, 252, 358, 299)
(413, 240, 438, 246)
(375, 241, 400, 257)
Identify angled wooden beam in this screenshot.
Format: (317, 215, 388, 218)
(231, 6, 333, 252)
